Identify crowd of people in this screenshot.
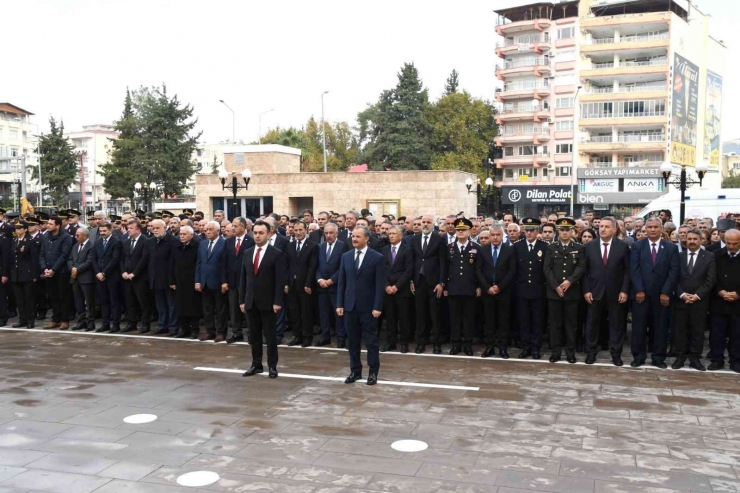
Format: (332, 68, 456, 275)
(3, 204, 740, 378)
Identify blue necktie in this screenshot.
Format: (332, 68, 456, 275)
(492, 246, 498, 285)
(354, 250, 361, 270)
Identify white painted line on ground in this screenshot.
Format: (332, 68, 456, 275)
(193, 366, 481, 391)
(3, 327, 737, 375)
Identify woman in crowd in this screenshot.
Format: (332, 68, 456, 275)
(710, 228, 721, 245)
(580, 228, 597, 244)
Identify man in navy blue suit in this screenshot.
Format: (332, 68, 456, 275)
(315, 223, 347, 347)
(336, 226, 385, 386)
(196, 220, 228, 342)
(629, 217, 679, 368)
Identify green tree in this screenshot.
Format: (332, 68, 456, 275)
(210, 154, 220, 174)
(722, 172, 740, 188)
(32, 117, 77, 206)
(444, 69, 460, 95)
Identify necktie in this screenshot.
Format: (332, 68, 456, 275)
(355, 250, 361, 270)
(529, 243, 533, 253)
(208, 240, 214, 255)
(422, 235, 428, 253)
(391, 246, 397, 264)
(492, 246, 498, 285)
(78, 244, 83, 254)
(296, 240, 302, 257)
(131, 238, 136, 251)
(235, 238, 241, 256)
(103, 238, 108, 251)
(326, 243, 333, 259)
(651, 243, 657, 264)
(688, 252, 695, 274)
(253, 247, 261, 274)
(602, 243, 609, 266)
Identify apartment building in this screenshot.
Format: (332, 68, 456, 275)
(0, 103, 40, 205)
(494, 0, 725, 217)
(66, 124, 119, 212)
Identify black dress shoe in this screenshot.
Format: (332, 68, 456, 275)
(190, 332, 199, 340)
(612, 356, 624, 367)
(121, 325, 136, 333)
(86, 325, 97, 332)
(549, 353, 561, 363)
(500, 348, 509, 359)
(344, 372, 362, 384)
(518, 348, 532, 359)
(433, 345, 442, 355)
(708, 362, 724, 371)
(652, 360, 667, 369)
(463, 345, 473, 356)
(301, 341, 311, 348)
(532, 350, 541, 360)
(139, 327, 150, 335)
(96, 325, 110, 333)
(287, 337, 302, 346)
(731, 364, 740, 374)
(381, 344, 397, 352)
(449, 345, 461, 355)
(671, 358, 686, 370)
(11, 322, 27, 328)
(585, 354, 596, 365)
(155, 327, 169, 335)
(666, 346, 676, 358)
(630, 359, 644, 368)
(399, 344, 408, 354)
(27, 322, 35, 329)
(226, 335, 243, 344)
(243, 366, 264, 377)
(689, 359, 706, 371)
(175, 332, 190, 338)
(268, 367, 278, 378)
(566, 354, 577, 364)
(337, 340, 346, 349)
(109, 328, 121, 334)
(415, 344, 426, 354)
(315, 339, 331, 347)
(482, 347, 495, 358)
(366, 373, 377, 386)
(72, 324, 87, 331)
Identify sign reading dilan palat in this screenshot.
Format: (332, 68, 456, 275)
(576, 167, 661, 178)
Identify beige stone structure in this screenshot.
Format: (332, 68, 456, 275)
(195, 145, 478, 219)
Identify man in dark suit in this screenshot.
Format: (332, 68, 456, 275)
(672, 229, 716, 371)
(240, 220, 286, 379)
(338, 211, 358, 243)
(444, 218, 480, 356)
(196, 220, 228, 342)
(93, 221, 122, 333)
(629, 217, 680, 368)
(286, 221, 318, 347)
(344, 218, 382, 252)
(40, 216, 73, 330)
(148, 219, 178, 336)
(315, 222, 347, 347)
(120, 218, 151, 334)
(707, 218, 736, 253)
(410, 215, 446, 354)
(543, 218, 586, 364)
(709, 229, 740, 372)
(69, 226, 96, 331)
(381, 225, 413, 353)
(308, 211, 329, 244)
(11, 221, 38, 328)
(512, 217, 549, 359)
(477, 224, 515, 359)
(266, 217, 289, 342)
(583, 217, 631, 366)
(221, 217, 253, 343)
(337, 225, 385, 385)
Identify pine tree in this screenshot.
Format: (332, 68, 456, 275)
(100, 88, 143, 203)
(210, 154, 220, 174)
(32, 117, 77, 206)
(444, 69, 460, 95)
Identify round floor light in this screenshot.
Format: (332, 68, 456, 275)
(123, 414, 158, 424)
(391, 439, 428, 452)
(176, 471, 220, 487)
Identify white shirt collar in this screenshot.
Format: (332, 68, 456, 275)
(356, 246, 368, 256)
(79, 239, 88, 248)
(236, 234, 245, 242)
(601, 237, 613, 247)
(649, 238, 661, 247)
(527, 240, 537, 248)
(457, 240, 469, 250)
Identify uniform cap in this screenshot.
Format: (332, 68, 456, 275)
(556, 217, 576, 229)
(454, 218, 473, 231)
(521, 217, 539, 230)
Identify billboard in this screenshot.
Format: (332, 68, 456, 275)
(704, 71, 723, 168)
(670, 53, 699, 166)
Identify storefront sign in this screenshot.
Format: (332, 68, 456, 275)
(624, 178, 662, 192)
(502, 186, 572, 205)
(582, 178, 618, 193)
(577, 167, 660, 178)
(577, 191, 665, 204)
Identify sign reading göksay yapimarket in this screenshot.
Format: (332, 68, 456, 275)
(670, 53, 699, 166)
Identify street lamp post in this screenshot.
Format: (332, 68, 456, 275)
(219, 168, 252, 220)
(660, 161, 708, 225)
(258, 109, 275, 145)
(321, 91, 329, 172)
(569, 85, 582, 218)
(219, 100, 235, 143)
(134, 182, 142, 211)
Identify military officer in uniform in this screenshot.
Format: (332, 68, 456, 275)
(64, 209, 81, 236)
(543, 218, 585, 363)
(443, 218, 480, 356)
(512, 217, 549, 359)
(11, 221, 39, 328)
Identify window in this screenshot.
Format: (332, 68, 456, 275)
(556, 166, 571, 176)
(556, 144, 573, 154)
(558, 27, 575, 39)
(557, 50, 576, 62)
(10, 148, 18, 158)
(9, 130, 18, 141)
(556, 97, 574, 109)
(367, 200, 400, 217)
(504, 147, 514, 156)
(556, 120, 574, 131)
(504, 168, 515, 178)
(519, 145, 547, 156)
(581, 100, 665, 119)
(555, 74, 576, 86)
(734, 163, 740, 170)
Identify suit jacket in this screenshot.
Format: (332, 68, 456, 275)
(337, 229, 350, 242)
(68, 240, 95, 284)
(40, 231, 73, 274)
(195, 236, 226, 290)
(221, 235, 254, 289)
(629, 238, 680, 298)
(269, 234, 289, 252)
(512, 239, 549, 299)
(93, 235, 121, 278)
(711, 248, 740, 316)
(476, 242, 515, 294)
(337, 248, 385, 313)
(87, 226, 99, 245)
(148, 234, 176, 290)
(239, 244, 286, 311)
(308, 229, 324, 245)
(410, 232, 447, 286)
(583, 238, 630, 301)
(675, 248, 716, 303)
(120, 234, 150, 280)
(10, 234, 39, 283)
(707, 241, 723, 253)
(286, 238, 318, 290)
(315, 240, 346, 294)
(382, 242, 413, 297)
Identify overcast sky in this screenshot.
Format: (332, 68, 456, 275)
(7, 0, 739, 144)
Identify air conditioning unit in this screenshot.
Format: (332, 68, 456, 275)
(547, 163, 555, 171)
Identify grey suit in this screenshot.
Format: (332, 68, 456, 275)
(69, 240, 96, 328)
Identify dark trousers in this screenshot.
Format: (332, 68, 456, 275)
(346, 310, 380, 375)
(47, 271, 72, 323)
(154, 288, 178, 332)
(384, 294, 411, 345)
(449, 295, 476, 344)
(482, 292, 510, 348)
(34, 278, 47, 316)
(247, 307, 278, 369)
(549, 299, 579, 355)
(275, 292, 288, 341)
(318, 290, 345, 342)
(228, 288, 247, 338)
(673, 300, 708, 360)
(710, 313, 740, 366)
(124, 277, 150, 328)
(518, 296, 544, 350)
(631, 295, 671, 362)
(288, 285, 313, 341)
(96, 277, 121, 327)
(586, 298, 626, 357)
(72, 282, 95, 325)
(179, 316, 199, 336)
(414, 275, 442, 346)
(13, 282, 35, 325)
(202, 286, 228, 335)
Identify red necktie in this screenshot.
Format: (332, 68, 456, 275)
(235, 238, 241, 256)
(602, 243, 609, 266)
(253, 247, 261, 275)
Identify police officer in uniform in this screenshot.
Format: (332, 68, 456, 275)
(512, 217, 548, 359)
(64, 209, 81, 236)
(444, 218, 480, 356)
(11, 221, 39, 328)
(29, 216, 48, 319)
(543, 218, 585, 363)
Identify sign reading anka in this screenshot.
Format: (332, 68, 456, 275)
(624, 178, 660, 192)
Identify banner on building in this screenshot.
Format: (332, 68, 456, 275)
(670, 53, 699, 167)
(704, 71, 723, 168)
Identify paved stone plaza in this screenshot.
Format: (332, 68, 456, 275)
(1, 328, 740, 492)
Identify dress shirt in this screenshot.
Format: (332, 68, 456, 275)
(456, 240, 469, 253)
(252, 244, 266, 270)
(601, 237, 613, 258)
(355, 246, 369, 269)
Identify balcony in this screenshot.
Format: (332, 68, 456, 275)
(580, 133, 666, 153)
(496, 17, 551, 36)
(501, 175, 550, 183)
(496, 57, 551, 79)
(497, 104, 550, 124)
(497, 81, 549, 101)
(582, 31, 669, 54)
(495, 129, 550, 146)
(586, 82, 667, 95)
(495, 152, 551, 167)
(496, 35, 551, 58)
(581, 58, 668, 79)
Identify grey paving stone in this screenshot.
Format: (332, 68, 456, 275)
(636, 454, 738, 479)
(583, 438, 669, 456)
(559, 462, 711, 492)
(494, 470, 595, 492)
(97, 461, 163, 481)
(37, 437, 129, 455)
(2, 469, 112, 493)
(475, 454, 561, 475)
(25, 452, 118, 475)
(0, 449, 47, 467)
(415, 462, 500, 485)
(367, 472, 498, 492)
(313, 451, 423, 476)
(0, 467, 26, 482)
(594, 481, 691, 492)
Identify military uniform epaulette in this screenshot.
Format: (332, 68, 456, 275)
(514, 239, 524, 243)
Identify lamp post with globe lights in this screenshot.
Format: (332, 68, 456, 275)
(219, 167, 252, 220)
(660, 161, 708, 225)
